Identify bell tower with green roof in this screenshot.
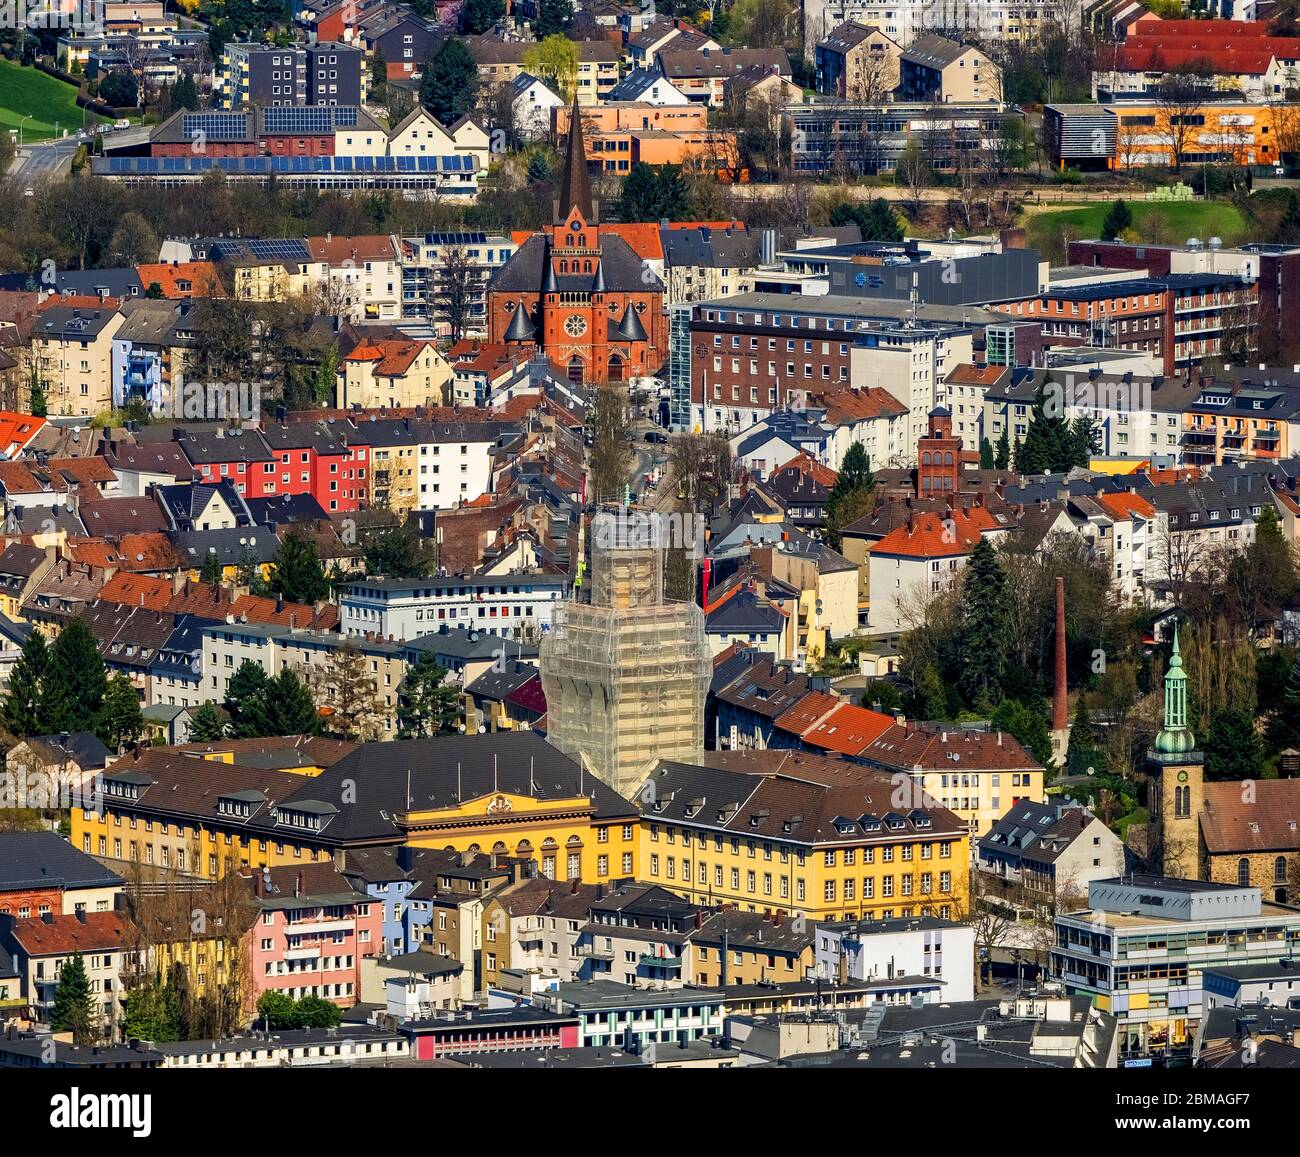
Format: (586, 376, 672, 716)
(1149, 628, 1204, 879)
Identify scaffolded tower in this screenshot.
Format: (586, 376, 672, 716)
(541, 518, 710, 800)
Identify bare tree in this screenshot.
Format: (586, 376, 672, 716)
(439, 245, 475, 344)
(1155, 67, 1212, 174)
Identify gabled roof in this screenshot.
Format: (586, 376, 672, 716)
(0, 831, 123, 892)
(1200, 779, 1300, 855)
(802, 703, 895, 756)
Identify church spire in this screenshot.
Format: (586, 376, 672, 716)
(558, 95, 594, 224)
(1153, 626, 1196, 756)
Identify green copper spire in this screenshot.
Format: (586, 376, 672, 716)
(1153, 627, 1196, 756)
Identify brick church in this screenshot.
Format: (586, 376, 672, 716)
(487, 99, 667, 385)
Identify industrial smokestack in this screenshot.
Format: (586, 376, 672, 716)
(1052, 576, 1068, 734)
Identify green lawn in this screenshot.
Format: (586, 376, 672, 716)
(0, 59, 101, 143)
(1026, 200, 1252, 259)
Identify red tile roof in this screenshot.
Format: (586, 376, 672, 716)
(772, 690, 840, 738)
(802, 703, 895, 755)
(306, 235, 399, 264)
(774, 451, 838, 488)
(136, 262, 225, 298)
(8, 910, 135, 956)
(1096, 491, 1157, 521)
(0, 412, 47, 456)
(870, 507, 998, 559)
(1201, 779, 1300, 855)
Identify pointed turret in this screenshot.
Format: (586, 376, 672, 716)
(503, 301, 536, 344)
(591, 261, 606, 294)
(558, 95, 594, 223)
(614, 303, 647, 343)
(1153, 627, 1196, 756)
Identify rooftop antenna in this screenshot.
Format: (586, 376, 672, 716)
(405, 768, 411, 812)
(494, 753, 498, 793)
(529, 756, 535, 796)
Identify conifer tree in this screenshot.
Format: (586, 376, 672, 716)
(51, 953, 96, 1044)
(958, 538, 1007, 708)
(2, 627, 49, 737)
(43, 618, 107, 735)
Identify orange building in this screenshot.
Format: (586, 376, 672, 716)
(553, 103, 737, 177)
(487, 102, 667, 386)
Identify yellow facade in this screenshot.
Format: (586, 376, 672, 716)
(638, 821, 970, 923)
(72, 807, 334, 882)
(397, 790, 640, 883)
(1183, 409, 1287, 466)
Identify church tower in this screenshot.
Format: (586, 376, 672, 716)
(1148, 629, 1205, 879)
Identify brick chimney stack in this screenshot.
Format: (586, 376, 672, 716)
(1053, 576, 1068, 733)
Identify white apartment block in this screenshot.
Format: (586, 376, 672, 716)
(339, 574, 568, 642)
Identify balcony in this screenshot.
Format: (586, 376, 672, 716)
(284, 947, 322, 961)
(577, 944, 615, 960)
(640, 954, 683, 969)
(285, 918, 354, 936)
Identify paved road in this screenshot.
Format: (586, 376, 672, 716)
(8, 138, 80, 187)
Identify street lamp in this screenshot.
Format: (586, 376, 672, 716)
(18, 115, 32, 148)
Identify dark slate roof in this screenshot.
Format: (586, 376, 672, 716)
(261, 421, 348, 455)
(170, 526, 281, 567)
(0, 831, 123, 892)
(465, 659, 538, 703)
(976, 800, 1095, 866)
(662, 225, 761, 271)
(706, 589, 787, 634)
(0, 542, 48, 580)
(148, 613, 209, 678)
(303, 731, 637, 842)
(614, 303, 648, 342)
(490, 234, 663, 294)
(177, 428, 274, 464)
(23, 732, 111, 770)
(404, 625, 540, 662)
(247, 492, 330, 527)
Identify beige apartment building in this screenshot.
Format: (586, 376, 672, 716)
(31, 304, 126, 417)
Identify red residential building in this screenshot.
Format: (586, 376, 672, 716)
(262, 420, 360, 514)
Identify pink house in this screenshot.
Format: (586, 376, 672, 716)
(244, 863, 382, 1010)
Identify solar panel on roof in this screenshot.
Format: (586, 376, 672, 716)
(183, 112, 247, 142)
(335, 106, 358, 127)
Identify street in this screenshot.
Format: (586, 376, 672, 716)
(7, 137, 80, 188)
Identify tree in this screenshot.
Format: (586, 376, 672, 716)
(911, 662, 948, 721)
(526, 151, 552, 184)
(256, 990, 297, 1030)
(1101, 198, 1133, 241)
(669, 431, 732, 512)
(724, 0, 790, 47)
(588, 384, 630, 503)
(51, 953, 97, 1044)
(29, 364, 47, 418)
(979, 437, 995, 469)
(533, 0, 573, 38)
(829, 197, 903, 242)
(894, 139, 931, 218)
(249, 669, 320, 737)
(994, 427, 1010, 470)
(439, 246, 474, 344)
(1013, 383, 1086, 475)
(294, 994, 342, 1028)
(1156, 68, 1211, 173)
(187, 701, 227, 743)
(369, 48, 388, 102)
(523, 33, 579, 100)
(200, 549, 224, 591)
(420, 40, 478, 126)
(991, 698, 1054, 767)
(107, 212, 160, 265)
(123, 974, 180, 1042)
(98, 69, 139, 107)
(43, 618, 107, 735)
(1065, 692, 1105, 777)
(3, 628, 49, 738)
(824, 442, 875, 548)
(312, 640, 386, 741)
(270, 528, 329, 604)
(365, 524, 433, 578)
(225, 659, 270, 738)
(1203, 706, 1264, 780)
(398, 651, 460, 737)
(958, 538, 1007, 708)
(1276, 192, 1300, 246)
(98, 673, 144, 751)
(461, 0, 505, 33)
(616, 162, 688, 223)
(173, 71, 199, 111)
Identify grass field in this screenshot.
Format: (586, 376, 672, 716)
(1026, 199, 1252, 260)
(0, 59, 101, 143)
